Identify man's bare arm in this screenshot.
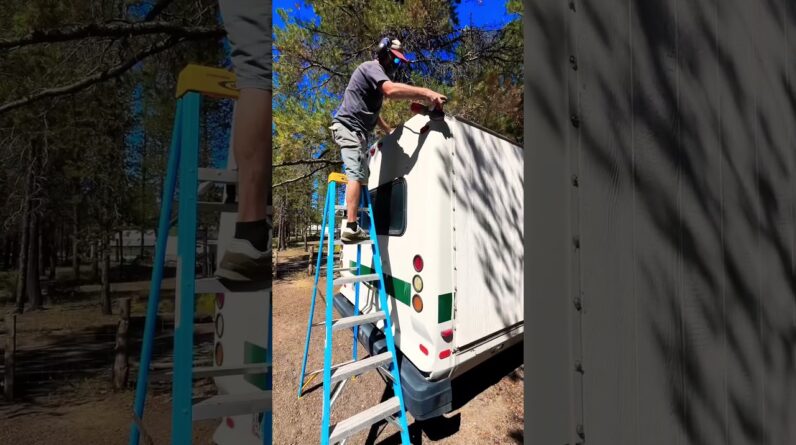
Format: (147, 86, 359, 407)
(380, 81, 447, 109)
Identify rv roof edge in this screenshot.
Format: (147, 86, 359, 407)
(451, 115, 522, 149)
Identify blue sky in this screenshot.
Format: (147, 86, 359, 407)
(273, 0, 515, 30)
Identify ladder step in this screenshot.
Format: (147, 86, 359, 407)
(318, 266, 354, 272)
(332, 273, 379, 286)
(330, 352, 393, 384)
(195, 277, 270, 293)
(192, 391, 272, 421)
(332, 312, 385, 331)
(334, 205, 366, 213)
(198, 201, 238, 213)
(193, 362, 271, 378)
(198, 168, 237, 184)
(333, 239, 373, 246)
(328, 397, 401, 443)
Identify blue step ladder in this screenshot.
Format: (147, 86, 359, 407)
(298, 172, 411, 445)
(129, 65, 272, 445)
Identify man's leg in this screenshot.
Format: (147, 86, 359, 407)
(331, 124, 370, 244)
(232, 88, 272, 247)
(216, 0, 272, 282)
(346, 179, 361, 224)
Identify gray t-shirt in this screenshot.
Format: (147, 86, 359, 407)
(333, 60, 391, 134)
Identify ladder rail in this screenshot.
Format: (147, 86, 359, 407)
(353, 202, 363, 362)
(300, 174, 410, 445)
(130, 99, 184, 445)
(298, 189, 332, 397)
(321, 181, 339, 445)
(362, 190, 412, 445)
(172, 91, 201, 443)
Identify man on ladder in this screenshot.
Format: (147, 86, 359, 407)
(330, 37, 447, 243)
(129, 2, 272, 445)
(215, 0, 272, 282)
(296, 37, 447, 445)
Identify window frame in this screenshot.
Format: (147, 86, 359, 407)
(362, 176, 407, 237)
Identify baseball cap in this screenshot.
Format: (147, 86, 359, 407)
(389, 39, 409, 63)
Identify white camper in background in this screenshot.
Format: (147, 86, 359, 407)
(335, 110, 524, 420)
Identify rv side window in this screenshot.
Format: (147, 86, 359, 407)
(361, 177, 406, 236)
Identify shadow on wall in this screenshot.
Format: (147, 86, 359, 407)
(434, 118, 524, 330)
(530, 0, 796, 443)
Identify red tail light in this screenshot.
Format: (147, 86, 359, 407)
(214, 342, 224, 366)
(419, 344, 429, 355)
(413, 255, 423, 272)
(441, 329, 453, 342)
(439, 349, 451, 359)
(226, 417, 235, 429)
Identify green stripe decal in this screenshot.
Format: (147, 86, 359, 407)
(348, 261, 410, 306)
(244, 341, 269, 390)
(438, 293, 453, 323)
(347, 262, 453, 322)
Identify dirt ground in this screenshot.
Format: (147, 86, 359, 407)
(273, 248, 524, 445)
(0, 268, 218, 445)
(0, 247, 523, 445)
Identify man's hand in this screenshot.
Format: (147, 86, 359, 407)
(381, 81, 447, 112)
(426, 90, 448, 111)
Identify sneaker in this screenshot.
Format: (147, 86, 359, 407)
(215, 238, 272, 283)
(341, 226, 371, 244)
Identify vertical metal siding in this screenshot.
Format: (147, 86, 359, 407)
(527, 0, 796, 443)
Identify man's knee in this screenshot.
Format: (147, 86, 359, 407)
(219, 0, 272, 91)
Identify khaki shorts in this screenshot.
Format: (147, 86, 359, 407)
(330, 122, 370, 182)
(219, 0, 272, 91)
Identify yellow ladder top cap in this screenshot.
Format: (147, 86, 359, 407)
(176, 64, 239, 99)
(328, 172, 347, 184)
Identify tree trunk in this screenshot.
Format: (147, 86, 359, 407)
(112, 297, 130, 390)
(308, 246, 314, 276)
(15, 175, 32, 314)
(72, 205, 80, 281)
(203, 226, 209, 277)
(91, 240, 99, 283)
(49, 235, 57, 281)
(100, 235, 111, 315)
(140, 123, 147, 261)
(27, 211, 43, 311)
(4, 314, 16, 401)
(37, 223, 44, 278)
(303, 216, 308, 252)
(116, 231, 121, 264)
(139, 227, 145, 260)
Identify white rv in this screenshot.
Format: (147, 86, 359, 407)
(335, 110, 524, 420)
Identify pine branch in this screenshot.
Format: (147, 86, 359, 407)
(273, 158, 341, 168)
(0, 35, 207, 115)
(0, 22, 224, 50)
(144, 0, 178, 21)
(273, 165, 327, 188)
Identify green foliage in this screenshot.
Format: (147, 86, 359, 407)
(273, 0, 523, 232)
(0, 0, 226, 273)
